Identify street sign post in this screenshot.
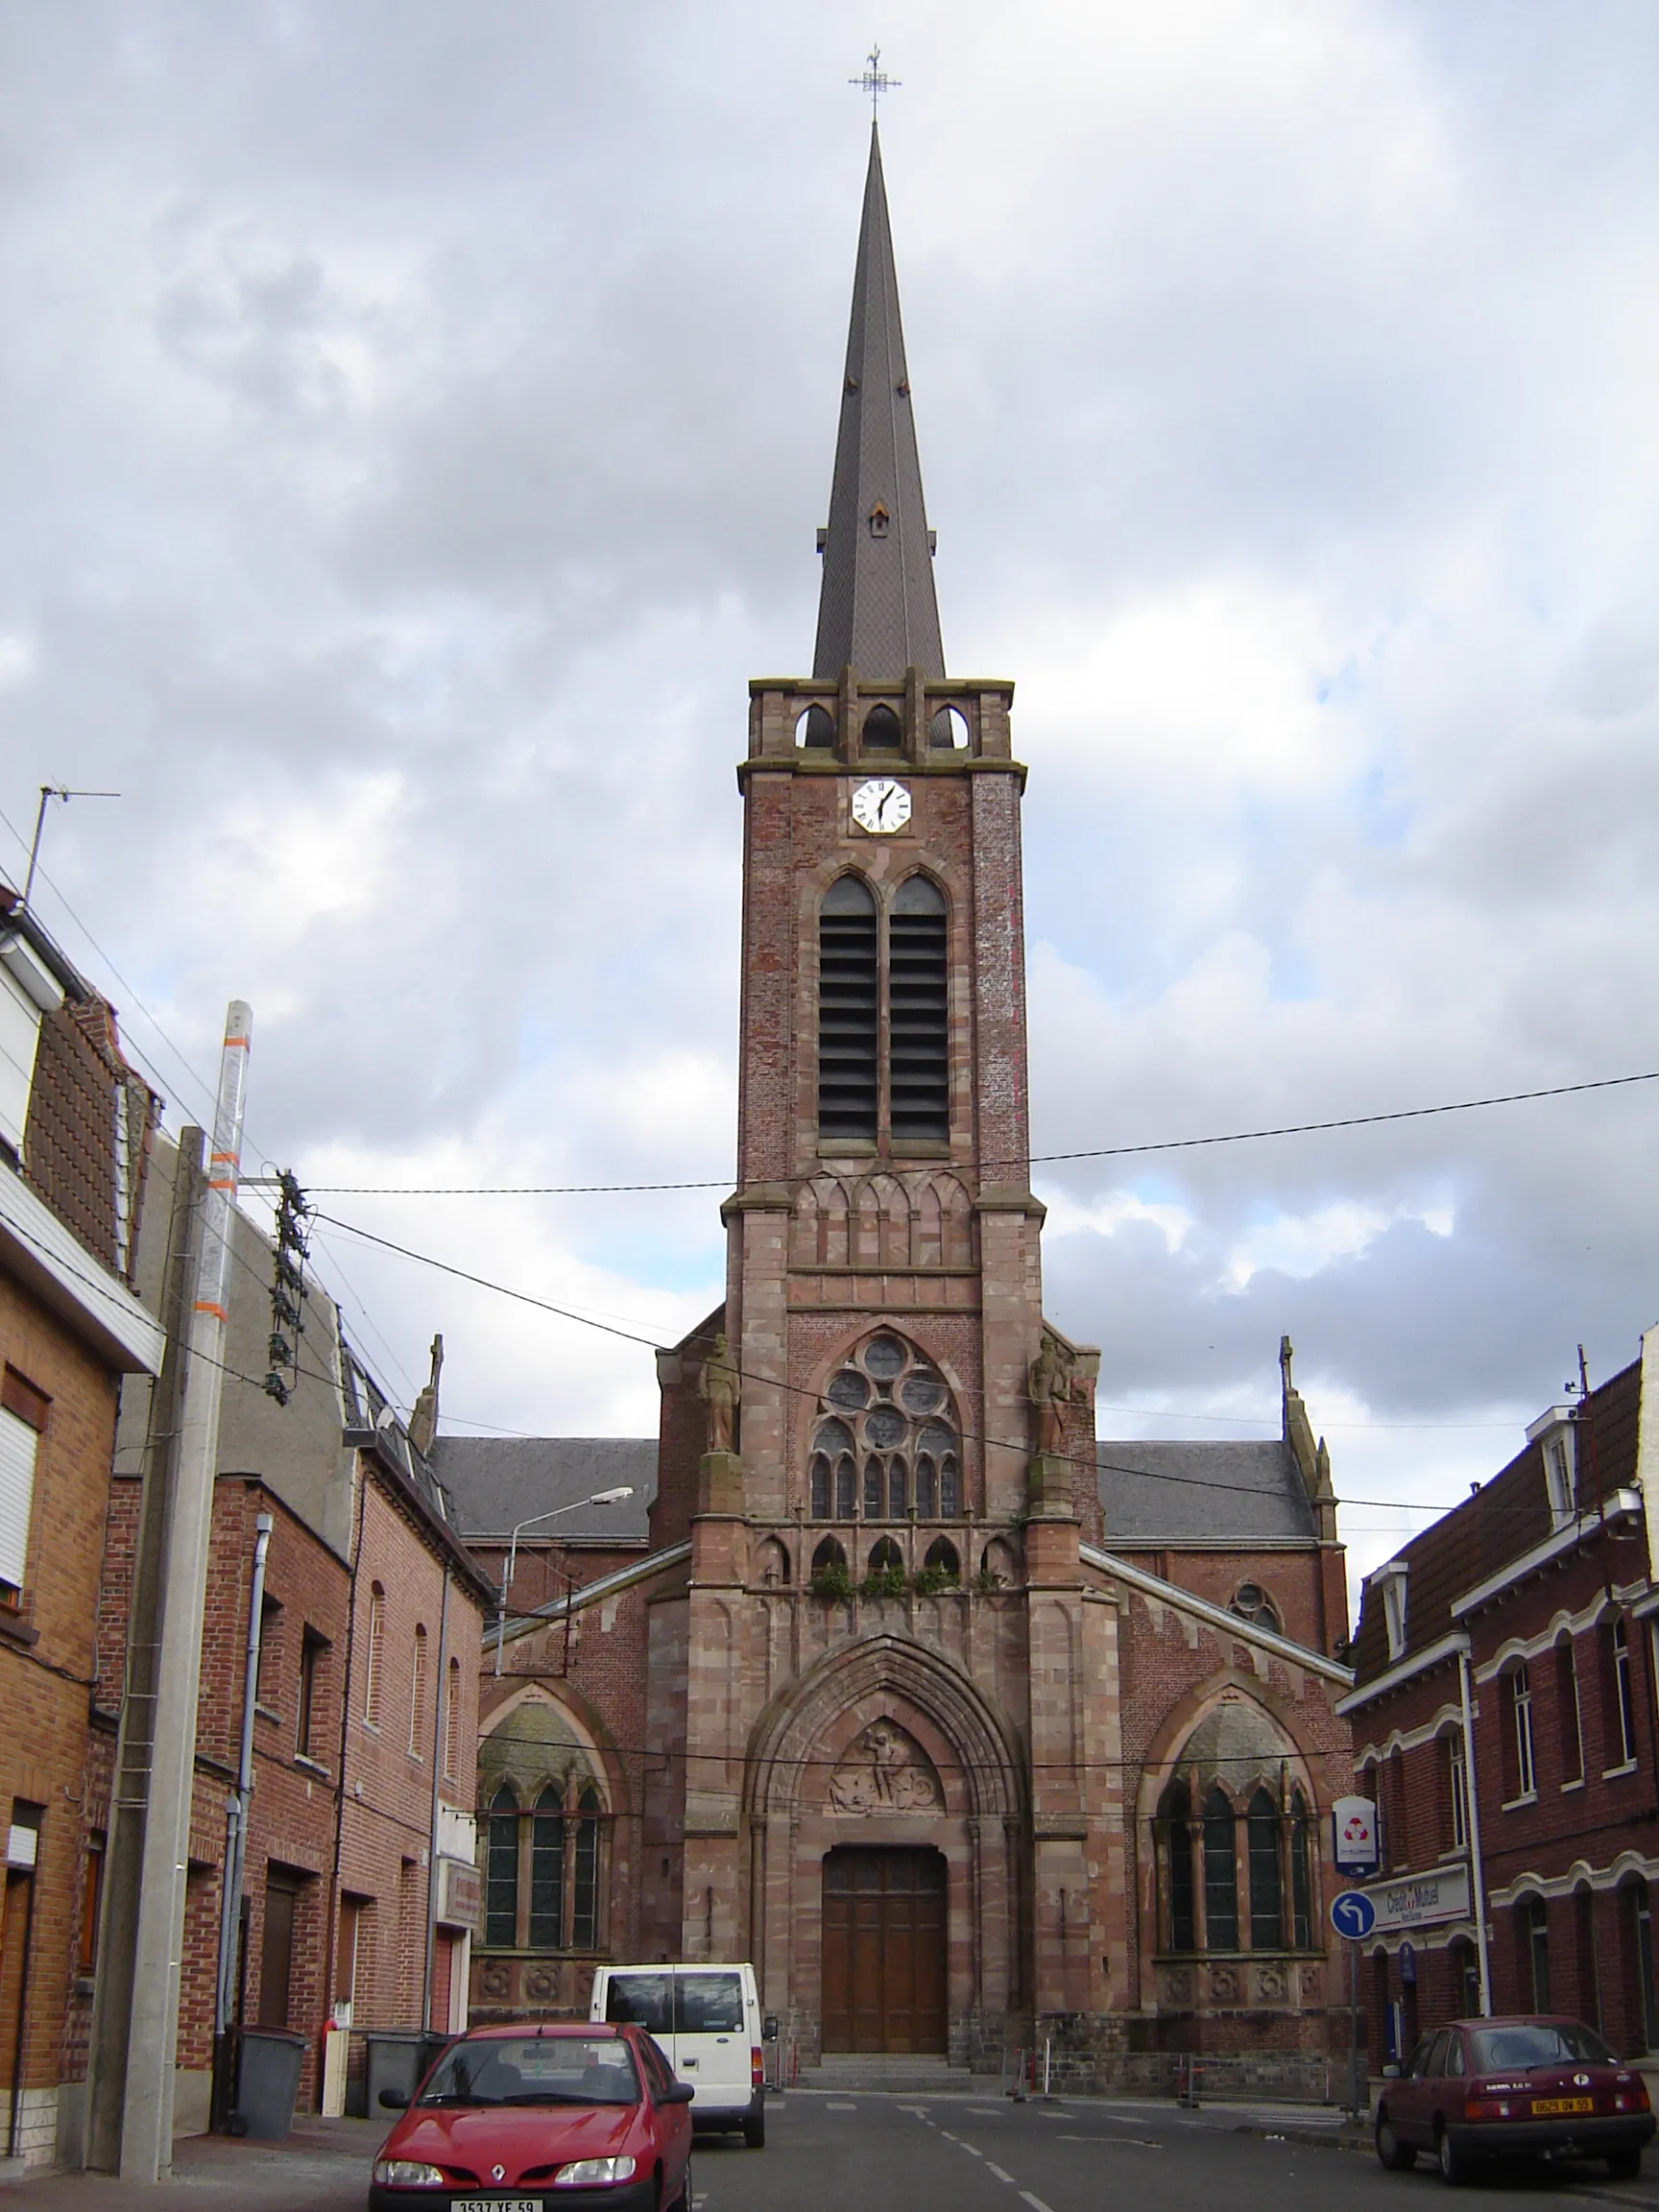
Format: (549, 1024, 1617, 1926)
(1331, 1888, 1378, 2121)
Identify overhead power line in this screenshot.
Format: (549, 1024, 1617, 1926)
(275, 1067, 1659, 1194)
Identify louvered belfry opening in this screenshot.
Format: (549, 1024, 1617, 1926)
(819, 875, 878, 1141)
(888, 875, 949, 1144)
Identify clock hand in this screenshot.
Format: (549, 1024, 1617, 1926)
(876, 788, 890, 826)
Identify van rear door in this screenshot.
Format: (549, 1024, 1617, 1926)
(673, 1970, 749, 2112)
(601, 1971, 675, 2052)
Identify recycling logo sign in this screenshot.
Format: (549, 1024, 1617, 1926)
(1332, 1793, 1380, 1876)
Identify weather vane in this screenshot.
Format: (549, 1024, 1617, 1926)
(850, 45, 900, 118)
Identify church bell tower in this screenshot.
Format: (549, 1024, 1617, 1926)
(652, 121, 1118, 2059)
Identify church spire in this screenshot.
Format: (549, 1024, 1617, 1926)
(812, 123, 946, 682)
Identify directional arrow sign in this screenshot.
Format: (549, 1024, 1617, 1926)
(1331, 1888, 1377, 1940)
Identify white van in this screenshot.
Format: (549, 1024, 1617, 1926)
(589, 1963, 765, 2147)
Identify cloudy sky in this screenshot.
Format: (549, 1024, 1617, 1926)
(5, 1, 1657, 1600)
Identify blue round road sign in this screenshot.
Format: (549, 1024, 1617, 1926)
(1331, 1889, 1376, 1940)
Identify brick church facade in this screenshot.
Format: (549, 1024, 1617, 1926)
(443, 126, 1359, 2079)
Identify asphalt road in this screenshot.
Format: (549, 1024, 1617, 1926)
(698, 2094, 1654, 2212)
(7, 2094, 1652, 2211)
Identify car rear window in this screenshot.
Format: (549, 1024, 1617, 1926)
(675, 1973, 744, 2033)
(1469, 2024, 1619, 2072)
(419, 2035, 640, 2107)
(605, 1974, 673, 2034)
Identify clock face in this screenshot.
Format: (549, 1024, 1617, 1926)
(851, 777, 912, 834)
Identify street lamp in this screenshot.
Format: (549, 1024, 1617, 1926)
(493, 1487, 635, 1673)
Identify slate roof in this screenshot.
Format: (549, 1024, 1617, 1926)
(1347, 1355, 1642, 1686)
(1096, 1438, 1318, 1548)
(429, 1436, 658, 1546)
(812, 123, 946, 682)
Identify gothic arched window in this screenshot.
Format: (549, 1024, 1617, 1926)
(889, 875, 948, 1143)
(1289, 1788, 1313, 1948)
(1157, 1779, 1194, 1953)
(807, 1334, 962, 1521)
(818, 876, 878, 1142)
(530, 1785, 565, 1948)
(573, 1785, 602, 1950)
(1203, 1787, 1239, 1951)
(1247, 1788, 1283, 1949)
(485, 1783, 519, 1947)
(923, 1536, 959, 1582)
(816, 873, 950, 1150)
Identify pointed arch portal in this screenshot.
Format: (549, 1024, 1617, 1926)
(742, 1632, 1023, 2058)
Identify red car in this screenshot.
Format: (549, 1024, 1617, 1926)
(1376, 2015, 1653, 2184)
(370, 2022, 695, 2212)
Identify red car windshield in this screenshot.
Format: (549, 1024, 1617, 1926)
(418, 2036, 641, 2108)
(1468, 2024, 1619, 2072)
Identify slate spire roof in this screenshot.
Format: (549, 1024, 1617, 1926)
(812, 123, 946, 683)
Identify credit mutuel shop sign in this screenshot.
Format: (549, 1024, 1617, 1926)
(1363, 1862, 1472, 1934)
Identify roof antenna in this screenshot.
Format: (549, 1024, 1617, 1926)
(22, 784, 120, 910)
(850, 43, 901, 119)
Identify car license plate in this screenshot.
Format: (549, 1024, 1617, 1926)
(452, 2200, 541, 2211)
(1530, 2097, 1593, 2116)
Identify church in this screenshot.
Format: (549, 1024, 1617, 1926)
(436, 125, 1358, 2082)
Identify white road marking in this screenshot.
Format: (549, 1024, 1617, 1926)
(827, 2100, 858, 2111)
(1021, 2194, 1055, 2212)
(940, 2130, 959, 2142)
(963, 2143, 985, 2157)
(988, 2164, 1016, 2183)
(966, 2107, 1004, 2117)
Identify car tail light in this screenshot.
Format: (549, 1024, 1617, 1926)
(752, 2046, 764, 2090)
(1463, 2098, 1519, 2123)
(1611, 2088, 1651, 2115)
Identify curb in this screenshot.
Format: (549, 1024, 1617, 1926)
(1229, 2120, 1659, 2209)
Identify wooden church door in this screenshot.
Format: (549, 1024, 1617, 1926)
(821, 1847, 948, 2054)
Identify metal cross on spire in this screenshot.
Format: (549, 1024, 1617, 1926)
(850, 44, 901, 117)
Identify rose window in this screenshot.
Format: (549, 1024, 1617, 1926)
(808, 1333, 960, 1521)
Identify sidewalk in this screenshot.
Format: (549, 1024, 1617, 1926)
(0, 2116, 390, 2210)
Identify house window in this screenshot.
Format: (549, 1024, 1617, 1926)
(409, 1623, 428, 1756)
(1543, 1434, 1575, 1529)
(79, 1833, 105, 1977)
(1609, 1618, 1637, 1768)
(1247, 1789, 1283, 1949)
(485, 1784, 519, 1946)
(0, 1370, 49, 1605)
(1202, 1787, 1238, 1952)
(1452, 1938, 1481, 2019)
(1556, 1637, 1583, 1785)
(1289, 1791, 1312, 1949)
(255, 1595, 284, 1711)
(1377, 1564, 1408, 1663)
(807, 1334, 962, 1523)
(297, 1628, 327, 1760)
(817, 874, 950, 1151)
(1628, 1879, 1659, 2053)
(364, 1583, 386, 1724)
(1448, 1736, 1469, 1851)
(1510, 1663, 1536, 1798)
(445, 1657, 462, 1781)
(1525, 1896, 1551, 2009)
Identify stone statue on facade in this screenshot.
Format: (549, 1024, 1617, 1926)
(827, 1719, 941, 1815)
(1027, 1331, 1074, 1457)
(698, 1333, 741, 1455)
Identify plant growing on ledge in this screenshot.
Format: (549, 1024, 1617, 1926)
(859, 1561, 909, 1601)
(913, 1562, 960, 1598)
(806, 1559, 853, 1603)
(975, 1566, 1006, 1594)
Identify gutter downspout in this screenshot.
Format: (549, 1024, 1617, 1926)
(421, 1567, 451, 2034)
(213, 1510, 273, 2124)
(1458, 1642, 1492, 2016)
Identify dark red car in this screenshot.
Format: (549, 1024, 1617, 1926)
(1375, 2015, 1653, 2184)
(370, 2022, 695, 2212)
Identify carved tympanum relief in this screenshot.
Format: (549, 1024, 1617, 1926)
(827, 1719, 943, 1815)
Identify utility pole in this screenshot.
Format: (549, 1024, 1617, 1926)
(84, 1003, 252, 2179)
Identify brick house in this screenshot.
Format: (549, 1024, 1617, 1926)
(429, 128, 1361, 2085)
(67, 1140, 490, 2153)
(0, 888, 163, 2168)
(1338, 1333, 1659, 2066)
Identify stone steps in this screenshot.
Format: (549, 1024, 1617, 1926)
(795, 2054, 976, 2094)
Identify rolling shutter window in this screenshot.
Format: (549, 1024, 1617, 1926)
(0, 1403, 42, 1599)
